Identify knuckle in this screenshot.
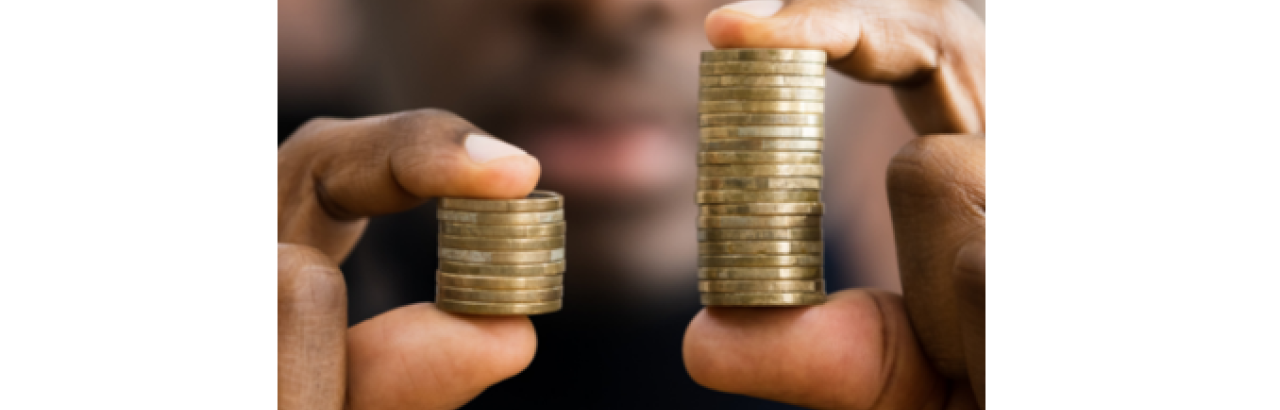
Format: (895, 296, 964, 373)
(382, 108, 479, 144)
(286, 117, 345, 147)
(386, 108, 456, 128)
(278, 244, 346, 313)
(378, 108, 485, 194)
(954, 230, 986, 281)
(295, 116, 342, 136)
(888, 139, 931, 181)
(280, 117, 350, 161)
(278, 243, 334, 272)
(886, 138, 942, 195)
(887, 134, 984, 200)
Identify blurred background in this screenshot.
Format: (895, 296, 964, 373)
(279, 0, 982, 408)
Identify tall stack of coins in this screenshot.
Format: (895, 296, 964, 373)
(435, 191, 565, 315)
(698, 49, 827, 307)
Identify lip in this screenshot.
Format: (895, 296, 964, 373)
(490, 66, 699, 202)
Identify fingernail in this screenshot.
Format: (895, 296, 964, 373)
(465, 133, 529, 164)
(716, 0, 783, 18)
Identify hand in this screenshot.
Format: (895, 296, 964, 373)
(278, 109, 543, 410)
(703, 0, 983, 135)
(684, 0, 985, 409)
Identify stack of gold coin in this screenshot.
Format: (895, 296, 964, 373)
(435, 191, 565, 315)
(698, 49, 827, 307)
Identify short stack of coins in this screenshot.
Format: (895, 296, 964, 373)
(435, 190, 565, 315)
(697, 49, 827, 307)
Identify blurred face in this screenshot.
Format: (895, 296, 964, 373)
(354, 0, 730, 297)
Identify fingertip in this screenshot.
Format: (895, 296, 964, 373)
(347, 304, 538, 410)
(681, 291, 922, 409)
(681, 303, 829, 397)
(445, 311, 539, 379)
(706, 2, 869, 66)
(464, 133, 527, 163)
(704, 8, 756, 48)
(407, 304, 540, 375)
(492, 316, 538, 378)
(411, 304, 538, 382)
(682, 309, 720, 388)
(473, 154, 541, 199)
(394, 146, 540, 200)
(463, 132, 540, 198)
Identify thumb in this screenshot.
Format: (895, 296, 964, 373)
(682, 290, 959, 410)
(346, 304, 537, 410)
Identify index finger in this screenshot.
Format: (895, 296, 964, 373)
(278, 108, 542, 261)
(704, 0, 984, 134)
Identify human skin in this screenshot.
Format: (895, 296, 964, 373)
(277, 0, 984, 408)
(279, 111, 543, 409)
(684, 0, 985, 409)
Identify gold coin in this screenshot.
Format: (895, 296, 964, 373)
(438, 235, 564, 250)
(698, 152, 821, 165)
(701, 49, 826, 63)
(438, 286, 562, 303)
(439, 221, 565, 237)
(699, 176, 821, 190)
(701, 292, 826, 306)
(437, 272, 563, 289)
(698, 279, 825, 292)
(699, 227, 821, 241)
(439, 260, 565, 276)
(697, 190, 821, 204)
(436, 299, 562, 316)
(700, 203, 824, 216)
(700, 114, 823, 127)
(699, 254, 823, 267)
(698, 164, 823, 177)
(699, 267, 823, 280)
(699, 101, 824, 114)
(700, 75, 826, 88)
(699, 139, 823, 152)
(699, 215, 821, 228)
(699, 241, 823, 254)
(700, 126, 823, 139)
(438, 190, 562, 212)
(700, 87, 824, 101)
(436, 209, 563, 225)
(439, 248, 565, 264)
(700, 62, 826, 76)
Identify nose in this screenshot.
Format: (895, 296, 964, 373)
(525, 0, 671, 66)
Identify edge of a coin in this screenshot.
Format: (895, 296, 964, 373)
(438, 190, 563, 212)
(436, 299, 562, 315)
